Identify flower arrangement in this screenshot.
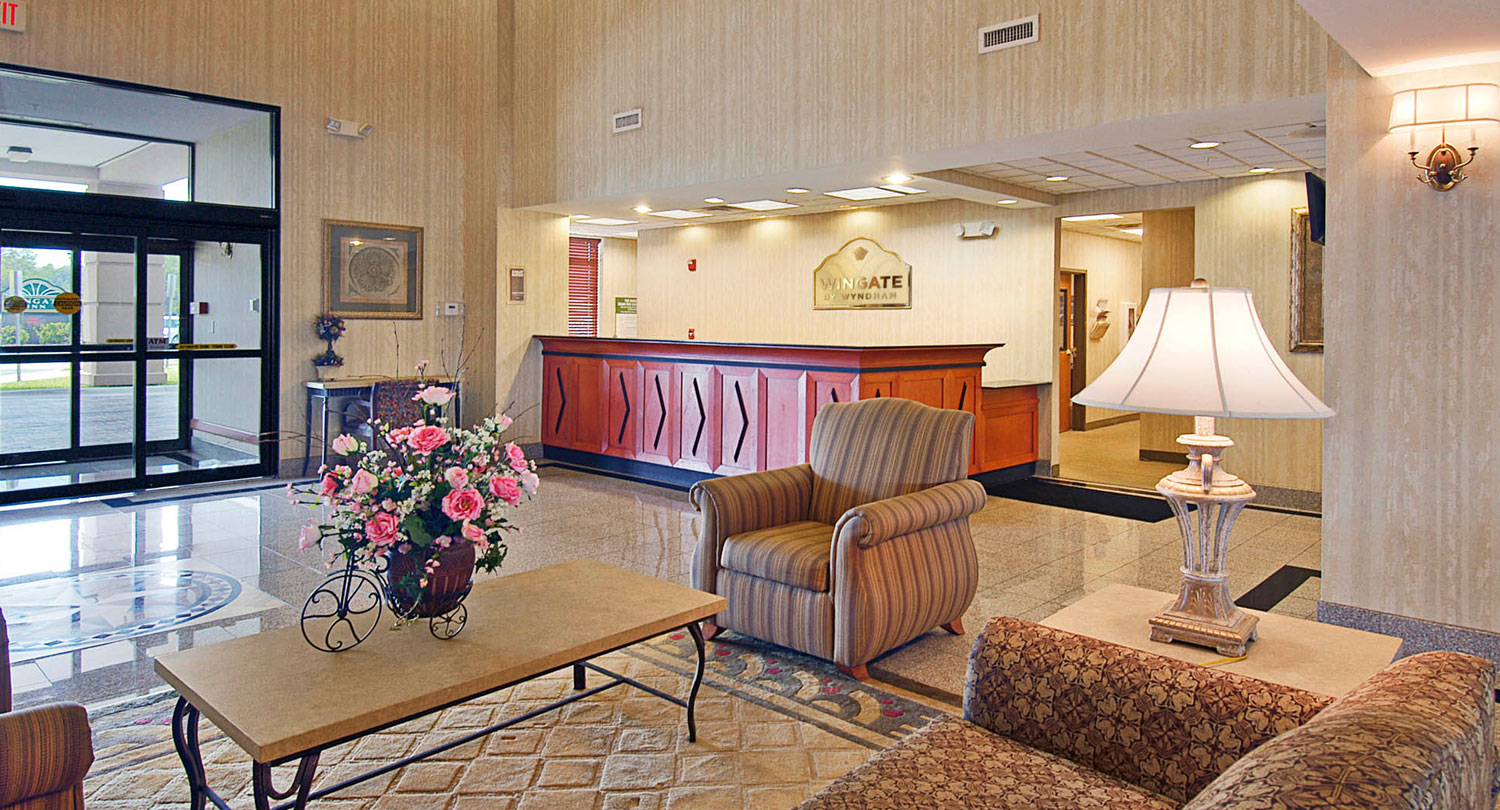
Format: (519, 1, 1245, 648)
(313, 313, 346, 368)
(292, 375, 538, 618)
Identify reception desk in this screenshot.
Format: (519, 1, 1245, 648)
(537, 336, 1041, 486)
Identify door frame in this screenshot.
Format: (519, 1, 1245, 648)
(1059, 268, 1088, 431)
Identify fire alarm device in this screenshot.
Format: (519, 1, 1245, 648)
(688, 259, 697, 272)
(688, 329, 696, 340)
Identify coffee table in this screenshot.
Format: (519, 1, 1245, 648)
(155, 559, 725, 810)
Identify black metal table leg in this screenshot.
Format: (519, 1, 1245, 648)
(686, 622, 707, 742)
(254, 753, 321, 810)
(573, 662, 586, 690)
(171, 697, 209, 810)
(317, 394, 331, 473)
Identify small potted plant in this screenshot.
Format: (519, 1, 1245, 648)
(313, 314, 346, 380)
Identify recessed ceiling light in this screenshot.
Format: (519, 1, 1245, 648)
(996, 199, 1019, 205)
(1044, 176, 1069, 182)
(1189, 141, 1221, 149)
(727, 199, 798, 211)
(884, 173, 912, 184)
(632, 204, 652, 213)
(577, 217, 636, 226)
(703, 197, 725, 204)
(785, 187, 810, 194)
(879, 184, 927, 195)
(1061, 214, 1124, 222)
(1117, 227, 1144, 236)
(1247, 167, 1276, 174)
(825, 186, 903, 201)
(647, 209, 712, 219)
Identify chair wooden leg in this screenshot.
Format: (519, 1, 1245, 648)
(700, 622, 724, 640)
(836, 663, 870, 681)
(941, 618, 965, 635)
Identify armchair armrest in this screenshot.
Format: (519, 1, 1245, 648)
(964, 616, 1331, 803)
(689, 465, 813, 593)
(834, 479, 986, 548)
(0, 703, 95, 807)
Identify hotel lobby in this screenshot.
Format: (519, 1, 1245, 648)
(2, 2, 1499, 808)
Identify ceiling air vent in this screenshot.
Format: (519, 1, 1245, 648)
(977, 14, 1038, 54)
(611, 108, 643, 134)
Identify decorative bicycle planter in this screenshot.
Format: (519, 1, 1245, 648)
(300, 547, 475, 651)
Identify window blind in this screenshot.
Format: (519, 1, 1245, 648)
(567, 237, 600, 337)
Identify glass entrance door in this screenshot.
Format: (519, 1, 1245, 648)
(0, 222, 274, 502)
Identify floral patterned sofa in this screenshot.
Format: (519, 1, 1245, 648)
(797, 616, 1496, 810)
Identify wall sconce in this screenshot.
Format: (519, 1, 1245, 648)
(1388, 83, 1500, 191)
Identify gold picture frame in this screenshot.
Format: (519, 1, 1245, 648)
(1289, 207, 1323, 352)
(323, 219, 424, 319)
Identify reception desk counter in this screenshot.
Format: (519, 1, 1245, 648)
(537, 336, 1040, 486)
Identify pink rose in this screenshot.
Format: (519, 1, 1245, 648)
(489, 476, 522, 506)
(412, 386, 454, 406)
(441, 487, 485, 522)
(497, 413, 513, 430)
(350, 469, 378, 494)
(330, 434, 358, 455)
(298, 521, 320, 551)
(319, 474, 340, 497)
(364, 512, 401, 546)
(505, 443, 528, 472)
(461, 522, 484, 542)
(386, 427, 412, 445)
(519, 470, 540, 494)
(408, 425, 451, 454)
(444, 466, 469, 489)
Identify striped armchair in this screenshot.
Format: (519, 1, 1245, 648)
(0, 609, 95, 810)
(690, 397, 986, 679)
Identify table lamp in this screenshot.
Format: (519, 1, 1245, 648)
(1072, 279, 1333, 656)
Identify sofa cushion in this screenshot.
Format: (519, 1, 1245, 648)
(795, 715, 1179, 810)
(720, 520, 833, 591)
(1183, 651, 1496, 810)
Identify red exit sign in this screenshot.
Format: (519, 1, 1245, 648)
(0, 2, 24, 32)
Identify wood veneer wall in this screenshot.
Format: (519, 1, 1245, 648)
(513, 0, 1327, 206)
(1139, 209, 1197, 456)
(1322, 47, 1500, 631)
(0, 0, 565, 458)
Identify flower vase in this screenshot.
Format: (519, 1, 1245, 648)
(385, 541, 476, 619)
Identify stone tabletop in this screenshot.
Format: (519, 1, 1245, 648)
(154, 559, 725, 763)
(1042, 583, 1403, 697)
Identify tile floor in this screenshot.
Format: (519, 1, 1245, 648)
(3, 465, 1322, 712)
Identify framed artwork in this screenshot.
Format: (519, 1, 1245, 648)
(1289, 207, 1323, 352)
(1123, 302, 1139, 338)
(324, 220, 423, 319)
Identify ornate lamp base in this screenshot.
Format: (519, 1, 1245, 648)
(1147, 416, 1260, 657)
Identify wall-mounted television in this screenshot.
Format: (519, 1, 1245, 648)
(1304, 172, 1326, 245)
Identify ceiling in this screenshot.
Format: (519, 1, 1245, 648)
(954, 122, 1325, 195)
(1060, 212, 1143, 243)
(1298, 0, 1500, 76)
(0, 122, 149, 167)
(0, 68, 268, 143)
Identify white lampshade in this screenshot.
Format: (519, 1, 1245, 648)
(1072, 285, 1333, 419)
(1388, 83, 1500, 132)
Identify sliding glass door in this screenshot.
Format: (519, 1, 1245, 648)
(0, 218, 276, 502)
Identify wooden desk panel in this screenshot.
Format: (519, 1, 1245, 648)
(538, 337, 1039, 485)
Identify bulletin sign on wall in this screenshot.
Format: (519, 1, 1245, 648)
(812, 238, 912, 310)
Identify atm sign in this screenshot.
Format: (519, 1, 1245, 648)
(0, 2, 25, 33)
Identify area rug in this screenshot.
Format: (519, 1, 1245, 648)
(82, 645, 950, 809)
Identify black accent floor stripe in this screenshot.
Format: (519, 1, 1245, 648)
(984, 478, 1173, 522)
(101, 480, 290, 508)
(1236, 565, 1322, 611)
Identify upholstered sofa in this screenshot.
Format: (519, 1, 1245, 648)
(798, 616, 1496, 809)
(0, 608, 95, 810)
(690, 397, 986, 680)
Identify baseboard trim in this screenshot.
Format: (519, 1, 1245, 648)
(1317, 601, 1500, 666)
(1139, 449, 1183, 464)
(1082, 414, 1138, 431)
(540, 446, 714, 491)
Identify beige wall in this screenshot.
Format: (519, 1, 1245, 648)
(514, 0, 1326, 206)
(598, 238, 639, 338)
(1322, 47, 1500, 631)
(636, 172, 1323, 492)
(1059, 231, 1141, 427)
(0, 0, 564, 460)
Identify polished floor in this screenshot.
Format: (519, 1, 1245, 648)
(4, 465, 1322, 712)
(1055, 419, 1184, 490)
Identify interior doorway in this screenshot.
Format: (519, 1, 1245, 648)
(1057, 269, 1086, 432)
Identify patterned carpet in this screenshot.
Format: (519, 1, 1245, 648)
(81, 636, 951, 809)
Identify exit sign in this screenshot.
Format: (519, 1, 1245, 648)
(0, 2, 24, 32)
